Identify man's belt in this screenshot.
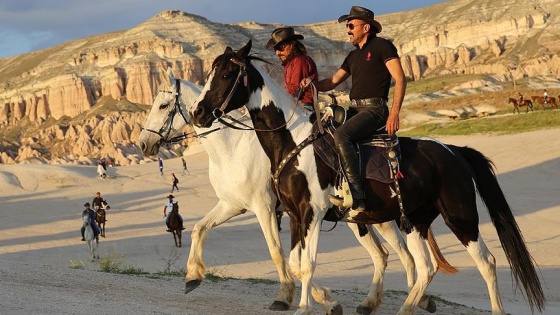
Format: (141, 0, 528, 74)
(350, 98, 387, 107)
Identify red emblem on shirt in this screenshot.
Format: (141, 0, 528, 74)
(366, 52, 371, 61)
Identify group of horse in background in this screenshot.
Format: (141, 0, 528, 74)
(508, 94, 559, 114)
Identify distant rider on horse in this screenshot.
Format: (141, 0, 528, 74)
(518, 92, 524, 106)
(163, 194, 184, 232)
(543, 89, 548, 104)
(81, 202, 100, 241)
(92, 191, 109, 219)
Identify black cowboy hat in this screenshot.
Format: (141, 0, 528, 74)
(84, 202, 90, 207)
(167, 194, 174, 198)
(266, 27, 304, 50)
(338, 6, 382, 33)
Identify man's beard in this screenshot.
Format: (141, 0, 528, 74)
(280, 52, 295, 66)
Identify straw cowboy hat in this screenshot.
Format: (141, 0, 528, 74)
(338, 6, 382, 33)
(266, 27, 304, 50)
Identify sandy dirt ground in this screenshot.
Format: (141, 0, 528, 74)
(1, 128, 559, 315)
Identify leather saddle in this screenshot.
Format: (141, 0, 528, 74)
(312, 104, 401, 184)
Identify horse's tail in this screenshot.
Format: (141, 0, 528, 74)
(457, 146, 545, 313)
(427, 228, 458, 275)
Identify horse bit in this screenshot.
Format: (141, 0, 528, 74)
(141, 79, 220, 144)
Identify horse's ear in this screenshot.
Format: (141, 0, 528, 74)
(224, 46, 233, 54)
(236, 40, 252, 59)
(166, 67, 174, 79)
(160, 68, 172, 87)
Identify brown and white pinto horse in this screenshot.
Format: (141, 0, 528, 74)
(508, 97, 533, 114)
(190, 41, 545, 315)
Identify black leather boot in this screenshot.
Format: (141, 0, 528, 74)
(336, 141, 366, 212)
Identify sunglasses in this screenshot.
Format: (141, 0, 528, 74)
(274, 43, 289, 51)
(346, 22, 365, 30)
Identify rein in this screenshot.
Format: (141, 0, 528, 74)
(211, 57, 300, 133)
(210, 56, 328, 222)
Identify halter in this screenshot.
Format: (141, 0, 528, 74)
(142, 79, 221, 144)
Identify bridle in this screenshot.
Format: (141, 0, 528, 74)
(141, 79, 220, 144)
(209, 56, 303, 133)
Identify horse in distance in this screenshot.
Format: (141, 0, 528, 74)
(168, 202, 182, 248)
(95, 200, 110, 237)
(509, 97, 533, 114)
(531, 95, 558, 110)
(83, 214, 99, 261)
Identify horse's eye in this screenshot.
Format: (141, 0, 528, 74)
(159, 103, 169, 110)
(222, 74, 229, 79)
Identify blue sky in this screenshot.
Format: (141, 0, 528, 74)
(0, 0, 449, 58)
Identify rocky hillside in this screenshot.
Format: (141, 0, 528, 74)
(1, 0, 559, 164)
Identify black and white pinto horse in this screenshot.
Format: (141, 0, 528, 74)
(189, 41, 545, 315)
(83, 214, 99, 261)
(138, 69, 441, 314)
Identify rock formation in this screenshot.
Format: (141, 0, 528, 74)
(1, 0, 559, 164)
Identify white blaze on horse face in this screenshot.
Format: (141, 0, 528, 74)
(191, 69, 216, 117)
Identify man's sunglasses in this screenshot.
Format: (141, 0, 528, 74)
(346, 22, 365, 30)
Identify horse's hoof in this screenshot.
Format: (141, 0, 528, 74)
(269, 300, 290, 311)
(184, 280, 202, 294)
(329, 303, 343, 315)
(418, 295, 437, 313)
(356, 305, 373, 315)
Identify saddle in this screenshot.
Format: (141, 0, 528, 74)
(313, 104, 401, 184)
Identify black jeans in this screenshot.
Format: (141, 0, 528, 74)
(333, 104, 389, 146)
(332, 104, 389, 202)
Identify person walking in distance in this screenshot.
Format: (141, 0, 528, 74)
(158, 157, 164, 175)
(171, 173, 179, 193)
(301, 6, 407, 212)
(181, 157, 190, 175)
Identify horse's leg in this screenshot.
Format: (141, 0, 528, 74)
(346, 223, 388, 315)
(373, 221, 415, 289)
(372, 221, 437, 313)
(465, 235, 505, 315)
(252, 207, 295, 310)
(291, 215, 341, 315)
(173, 231, 178, 247)
(397, 229, 437, 315)
(287, 242, 337, 315)
(88, 240, 95, 261)
(185, 201, 246, 293)
(178, 230, 182, 248)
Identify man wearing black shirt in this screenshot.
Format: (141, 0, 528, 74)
(301, 6, 407, 212)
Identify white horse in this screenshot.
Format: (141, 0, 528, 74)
(138, 69, 438, 314)
(83, 215, 99, 261)
(97, 164, 106, 178)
